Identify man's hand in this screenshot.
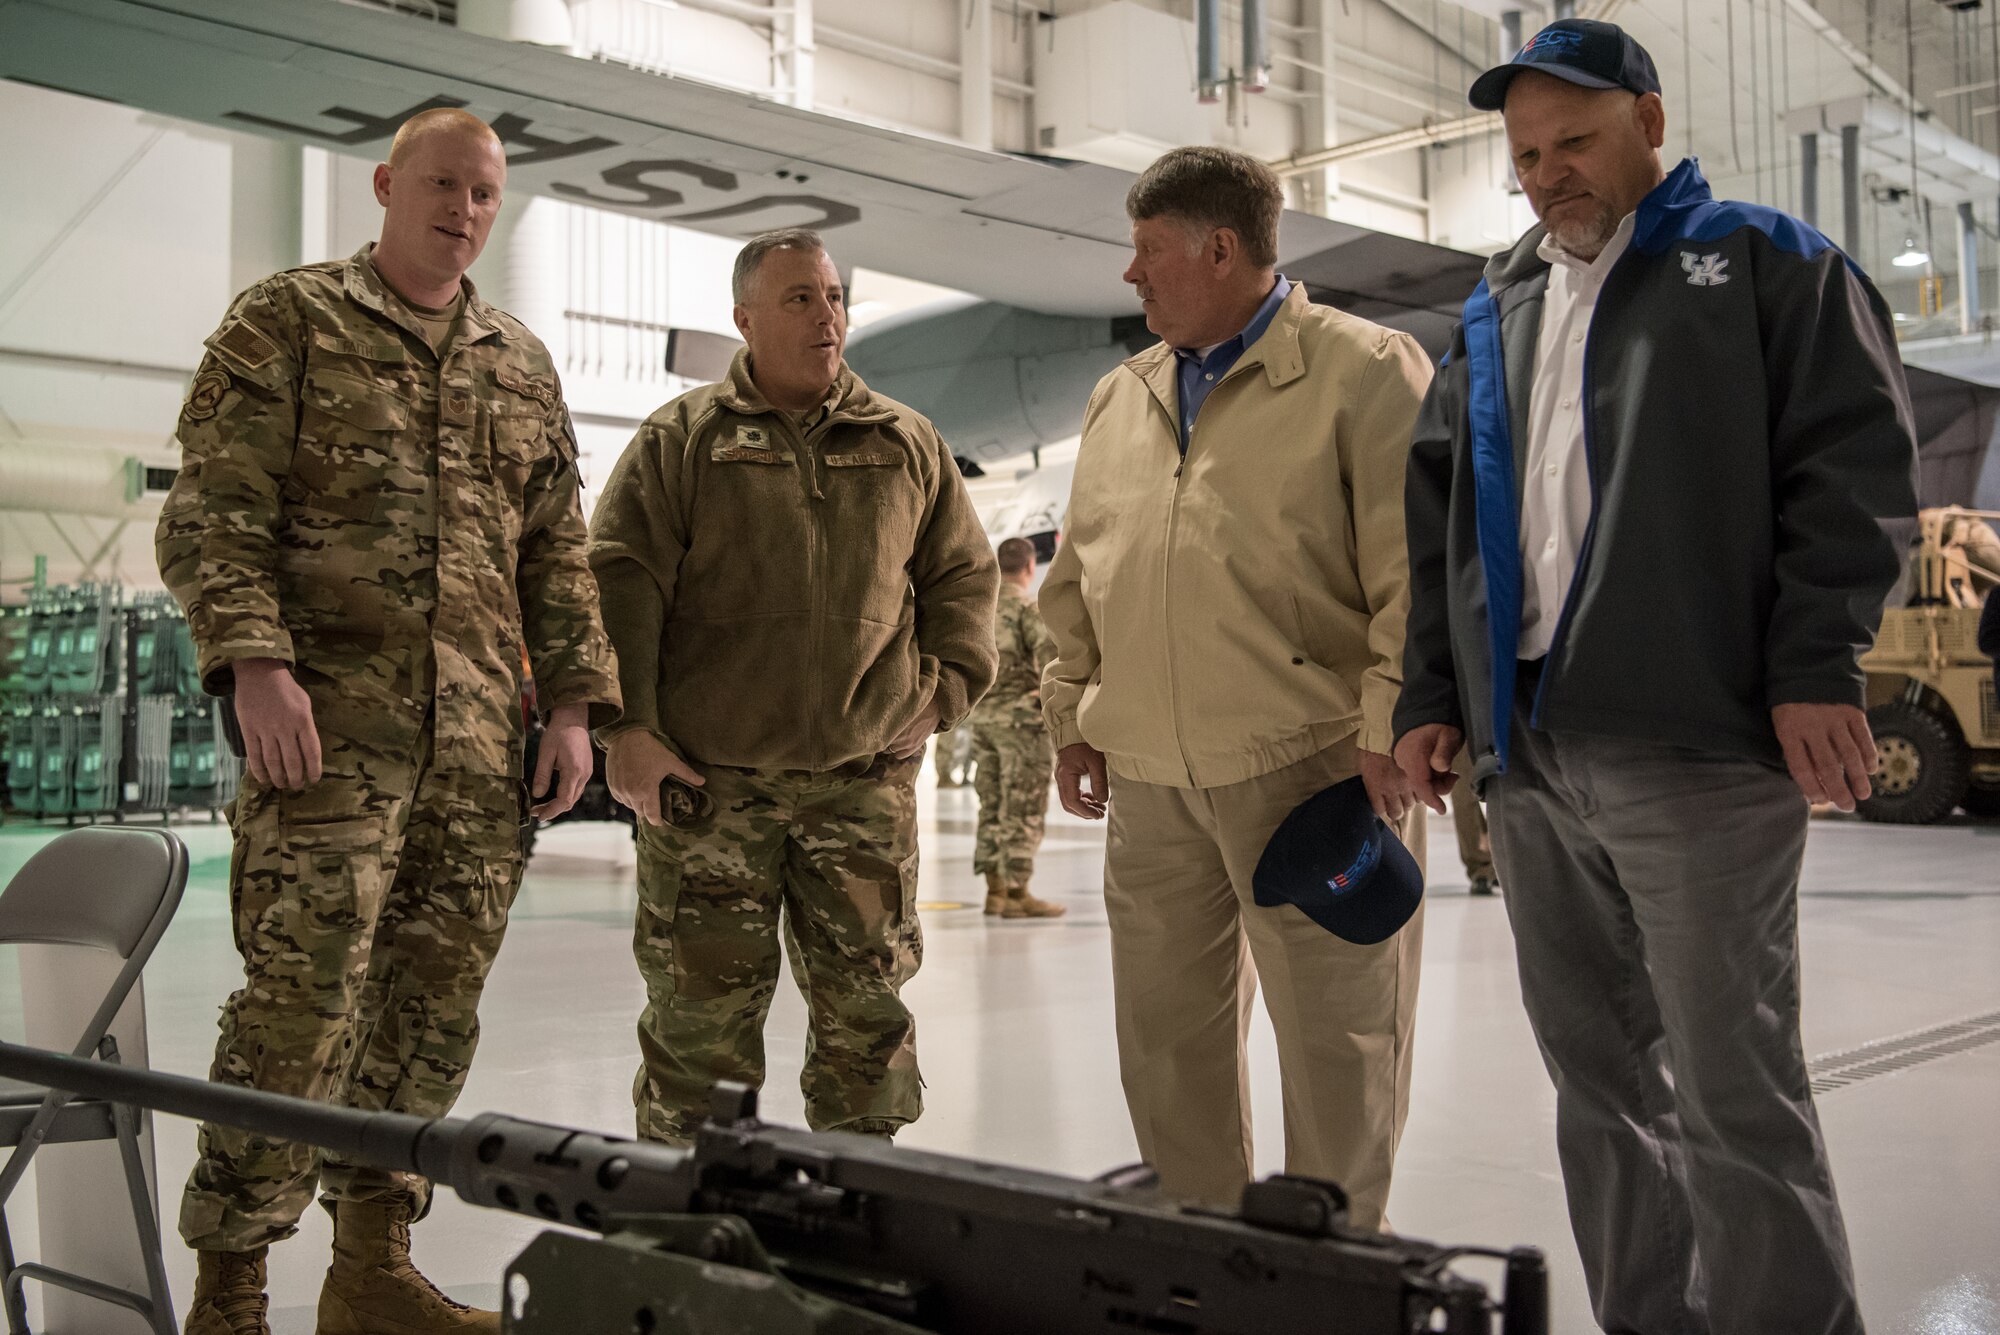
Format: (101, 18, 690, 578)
(888, 698, 943, 760)
(1055, 742, 1110, 820)
(1357, 747, 1417, 823)
(529, 704, 595, 820)
(1394, 723, 1464, 815)
(233, 658, 321, 790)
(1772, 702, 1878, 812)
(606, 730, 705, 827)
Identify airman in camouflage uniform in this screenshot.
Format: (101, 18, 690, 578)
(969, 538, 1065, 919)
(156, 110, 619, 1335)
(591, 229, 998, 1144)
(934, 721, 974, 788)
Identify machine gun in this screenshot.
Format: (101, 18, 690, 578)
(0, 1040, 1547, 1335)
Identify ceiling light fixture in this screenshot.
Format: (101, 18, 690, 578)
(1892, 233, 1931, 267)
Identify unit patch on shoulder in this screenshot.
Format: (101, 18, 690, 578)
(211, 318, 281, 373)
(183, 368, 232, 423)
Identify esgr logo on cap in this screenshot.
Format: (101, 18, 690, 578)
(1328, 833, 1380, 895)
(1521, 28, 1584, 55)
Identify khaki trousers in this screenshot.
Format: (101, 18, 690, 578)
(1100, 739, 1424, 1228)
(1450, 747, 1494, 881)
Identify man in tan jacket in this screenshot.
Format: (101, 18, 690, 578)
(1040, 147, 1432, 1226)
(590, 228, 999, 1144)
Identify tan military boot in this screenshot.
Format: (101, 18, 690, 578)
(1002, 878, 1067, 919)
(983, 869, 1009, 916)
(317, 1198, 500, 1334)
(184, 1247, 271, 1335)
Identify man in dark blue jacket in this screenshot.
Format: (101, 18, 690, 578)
(1394, 20, 1916, 1335)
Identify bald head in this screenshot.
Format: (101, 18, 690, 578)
(370, 109, 508, 305)
(388, 107, 502, 169)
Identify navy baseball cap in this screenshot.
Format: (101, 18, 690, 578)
(1468, 19, 1662, 112)
(1252, 778, 1423, 946)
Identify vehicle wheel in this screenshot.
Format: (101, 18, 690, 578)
(1960, 779, 2000, 819)
(1858, 701, 1970, 824)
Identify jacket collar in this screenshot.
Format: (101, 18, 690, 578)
(1482, 158, 1705, 295)
(713, 346, 897, 426)
(1127, 283, 1313, 420)
(343, 243, 505, 349)
(1629, 157, 1716, 254)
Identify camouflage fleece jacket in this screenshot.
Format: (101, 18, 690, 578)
(589, 349, 999, 772)
(156, 245, 621, 778)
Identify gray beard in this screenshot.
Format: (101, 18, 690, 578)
(1546, 201, 1618, 262)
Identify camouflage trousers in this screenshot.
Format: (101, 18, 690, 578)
(632, 753, 923, 1144)
(934, 723, 974, 786)
(969, 723, 1052, 879)
(180, 726, 523, 1252)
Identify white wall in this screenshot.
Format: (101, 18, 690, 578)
(0, 83, 240, 591)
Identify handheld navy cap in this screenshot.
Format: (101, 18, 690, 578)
(1252, 777, 1424, 946)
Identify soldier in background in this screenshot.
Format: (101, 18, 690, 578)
(934, 721, 974, 788)
(156, 109, 619, 1335)
(591, 227, 998, 1146)
(1451, 748, 1499, 896)
(969, 537, 1065, 919)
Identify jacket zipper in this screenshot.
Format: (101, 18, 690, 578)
(1158, 372, 1227, 785)
(1159, 355, 1266, 783)
(788, 413, 826, 771)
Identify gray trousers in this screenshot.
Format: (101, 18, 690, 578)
(1485, 706, 1862, 1335)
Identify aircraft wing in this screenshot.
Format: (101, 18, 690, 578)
(0, 0, 1486, 331)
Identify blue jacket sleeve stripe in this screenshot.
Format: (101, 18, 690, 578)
(1463, 278, 1521, 771)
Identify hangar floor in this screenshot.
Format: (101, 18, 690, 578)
(1, 771, 1997, 1334)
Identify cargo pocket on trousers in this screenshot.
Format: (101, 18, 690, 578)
(633, 842, 684, 1002)
(891, 850, 922, 983)
(459, 858, 520, 937)
(278, 817, 383, 985)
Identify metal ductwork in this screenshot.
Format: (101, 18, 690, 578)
(1242, 0, 1270, 94)
(1786, 96, 2000, 206)
(1196, 0, 1222, 104)
(0, 444, 173, 520)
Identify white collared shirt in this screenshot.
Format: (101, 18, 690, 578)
(1519, 214, 1636, 659)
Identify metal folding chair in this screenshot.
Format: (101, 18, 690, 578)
(0, 826, 187, 1335)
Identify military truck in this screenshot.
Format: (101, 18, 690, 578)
(1859, 507, 2000, 823)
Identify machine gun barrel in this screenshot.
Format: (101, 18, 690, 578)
(0, 1040, 700, 1228)
(0, 1039, 444, 1175)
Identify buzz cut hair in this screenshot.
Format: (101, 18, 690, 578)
(387, 107, 503, 168)
(733, 228, 828, 304)
(1125, 146, 1284, 268)
(996, 536, 1037, 574)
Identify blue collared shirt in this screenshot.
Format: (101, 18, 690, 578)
(1173, 275, 1292, 452)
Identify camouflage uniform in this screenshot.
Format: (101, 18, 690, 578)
(157, 245, 619, 1250)
(632, 755, 922, 1141)
(933, 722, 974, 787)
(968, 583, 1056, 881)
(590, 350, 998, 1144)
